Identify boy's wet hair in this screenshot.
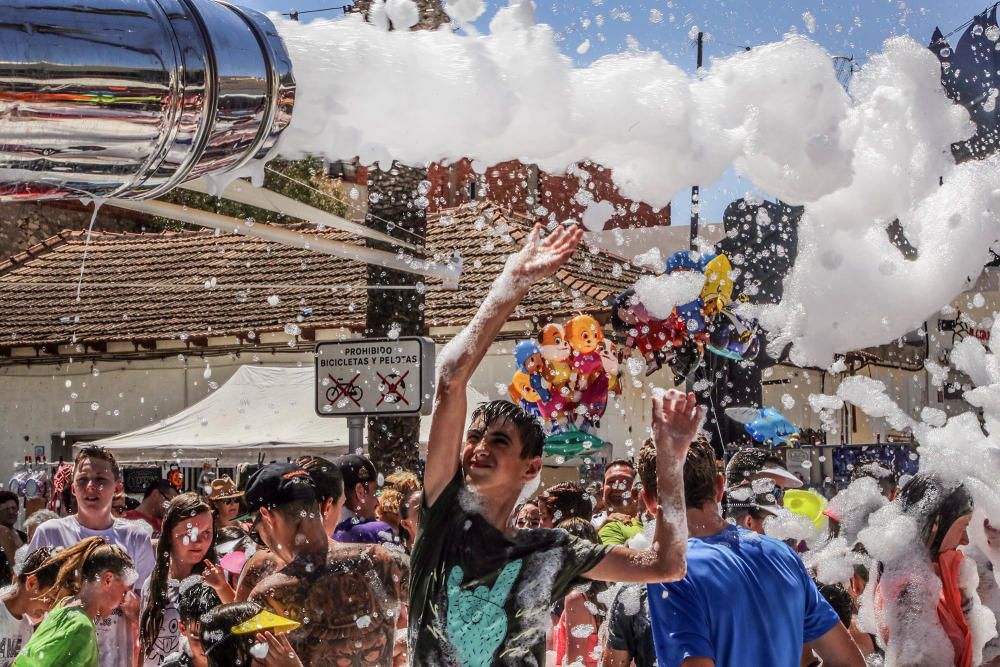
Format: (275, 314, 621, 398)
(178, 577, 222, 625)
(74, 445, 121, 481)
(201, 601, 263, 667)
(638, 435, 717, 508)
(469, 400, 545, 459)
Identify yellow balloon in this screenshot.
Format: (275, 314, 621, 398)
(701, 254, 734, 311)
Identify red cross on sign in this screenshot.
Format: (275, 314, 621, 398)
(327, 372, 362, 408)
(376, 370, 410, 407)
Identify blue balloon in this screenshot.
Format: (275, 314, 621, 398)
(744, 407, 799, 446)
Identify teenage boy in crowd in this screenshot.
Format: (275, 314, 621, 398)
(636, 437, 866, 667)
(410, 222, 698, 666)
(244, 462, 408, 666)
(28, 446, 155, 667)
(333, 454, 395, 544)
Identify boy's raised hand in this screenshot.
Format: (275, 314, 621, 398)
(652, 389, 703, 460)
(505, 223, 584, 288)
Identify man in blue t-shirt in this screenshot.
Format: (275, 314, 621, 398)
(636, 438, 865, 667)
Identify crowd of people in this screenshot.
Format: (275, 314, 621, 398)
(0, 224, 991, 667)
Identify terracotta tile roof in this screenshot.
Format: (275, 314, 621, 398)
(0, 201, 645, 348)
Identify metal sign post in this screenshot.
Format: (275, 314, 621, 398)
(315, 337, 436, 451)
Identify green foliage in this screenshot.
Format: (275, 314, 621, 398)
(149, 157, 349, 231)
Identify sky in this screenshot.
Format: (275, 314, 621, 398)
(243, 0, 992, 225)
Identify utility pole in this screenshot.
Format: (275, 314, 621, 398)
(689, 30, 703, 252)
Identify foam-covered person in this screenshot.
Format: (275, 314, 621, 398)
(413, 222, 696, 666)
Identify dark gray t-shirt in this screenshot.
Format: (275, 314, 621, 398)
(409, 470, 611, 667)
(607, 584, 655, 667)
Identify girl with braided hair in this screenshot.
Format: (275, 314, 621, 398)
(14, 536, 136, 667)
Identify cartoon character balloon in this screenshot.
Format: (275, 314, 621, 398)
(612, 249, 758, 383)
(566, 315, 610, 430)
(514, 340, 551, 403)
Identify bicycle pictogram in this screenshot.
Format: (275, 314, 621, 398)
(327, 373, 363, 407)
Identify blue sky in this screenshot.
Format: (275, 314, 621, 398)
(245, 0, 990, 224)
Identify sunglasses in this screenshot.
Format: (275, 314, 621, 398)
(248, 514, 266, 548)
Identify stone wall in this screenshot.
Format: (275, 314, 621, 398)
(0, 201, 152, 260)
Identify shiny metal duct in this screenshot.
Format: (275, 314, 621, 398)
(0, 0, 295, 201)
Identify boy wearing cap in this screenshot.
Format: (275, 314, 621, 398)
(245, 462, 408, 666)
(332, 454, 395, 544)
(412, 224, 699, 666)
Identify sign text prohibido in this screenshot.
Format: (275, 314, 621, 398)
(315, 337, 435, 417)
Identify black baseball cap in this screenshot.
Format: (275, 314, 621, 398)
(244, 463, 317, 513)
(334, 454, 379, 490)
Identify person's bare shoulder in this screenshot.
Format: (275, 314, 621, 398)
(249, 567, 307, 619)
(329, 542, 409, 600)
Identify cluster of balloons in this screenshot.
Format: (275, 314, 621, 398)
(611, 250, 760, 382)
(509, 314, 621, 434)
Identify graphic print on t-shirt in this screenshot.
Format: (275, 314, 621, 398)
(445, 559, 522, 667)
(0, 634, 24, 666)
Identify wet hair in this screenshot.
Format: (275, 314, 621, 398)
(177, 577, 221, 625)
(17, 547, 57, 586)
(540, 482, 593, 524)
(200, 601, 263, 667)
(74, 445, 121, 481)
(143, 479, 175, 500)
(816, 582, 853, 629)
(895, 473, 973, 557)
(638, 435, 717, 508)
(469, 400, 545, 459)
(141, 493, 216, 657)
(27, 537, 134, 603)
(724, 448, 768, 488)
(297, 456, 344, 504)
(556, 516, 599, 543)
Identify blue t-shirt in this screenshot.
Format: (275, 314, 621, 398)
(647, 525, 839, 667)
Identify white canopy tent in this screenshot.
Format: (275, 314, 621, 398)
(86, 365, 484, 465)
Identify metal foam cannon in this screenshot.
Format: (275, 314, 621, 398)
(0, 0, 295, 201)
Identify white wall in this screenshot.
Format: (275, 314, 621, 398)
(0, 350, 309, 464)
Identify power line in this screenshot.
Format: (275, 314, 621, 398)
(940, 1, 1000, 40)
(282, 5, 352, 20)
